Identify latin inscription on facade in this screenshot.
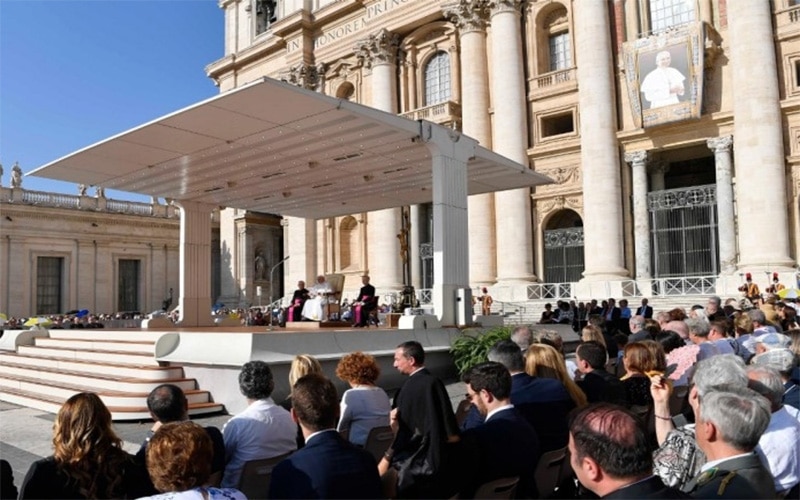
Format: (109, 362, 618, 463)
(287, 0, 418, 52)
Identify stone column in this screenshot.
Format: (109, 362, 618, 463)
(728, 0, 794, 270)
(624, 151, 651, 280)
(175, 200, 215, 327)
(649, 162, 668, 192)
(356, 29, 405, 291)
(445, 0, 496, 286)
(423, 123, 476, 325)
(488, 0, 535, 283)
(575, 0, 628, 281)
(707, 136, 737, 275)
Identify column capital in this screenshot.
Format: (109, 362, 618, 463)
(623, 150, 648, 167)
(488, 0, 524, 16)
(443, 0, 490, 33)
(707, 135, 733, 154)
(354, 28, 400, 69)
(280, 62, 327, 92)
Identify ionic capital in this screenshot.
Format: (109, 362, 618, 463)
(443, 0, 490, 34)
(707, 135, 733, 154)
(354, 29, 400, 69)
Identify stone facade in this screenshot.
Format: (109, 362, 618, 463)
(205, 0, 800, 300)
(7, 1, 800, 317)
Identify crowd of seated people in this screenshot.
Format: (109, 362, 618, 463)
(6, 292, 800, 499)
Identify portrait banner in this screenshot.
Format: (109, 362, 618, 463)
(623, 23, 705, 128)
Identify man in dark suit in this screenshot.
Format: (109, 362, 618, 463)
(604, 297, 622, 334)
(636, 298, 654, 319)
(458, 362, 540, 498)
(575, 341, 627, 405)
(683, 388, 776, 498)
(570, 403, 688, 498)
(136, 384, 225, 477)
(379, 341, 460, 498)
(352, 275, 376, 327)
(463, 340, 574, 452)
(269, 374, 382, 499)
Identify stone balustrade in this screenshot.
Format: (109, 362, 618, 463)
(0, 186, 180, 218)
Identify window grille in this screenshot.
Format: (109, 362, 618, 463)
(648, 0, 695, 32)
(424, 51, 451, 106)
(548, 33, 571, 72)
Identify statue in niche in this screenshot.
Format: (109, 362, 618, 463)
(255, 252, 267, 281)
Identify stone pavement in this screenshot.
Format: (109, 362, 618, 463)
(0, 380, 470, 489)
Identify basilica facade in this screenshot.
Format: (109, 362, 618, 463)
(4, 0, 800, 318)
(208, 0, 799, 304)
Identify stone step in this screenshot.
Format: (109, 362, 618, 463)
(0, 385, 224, 421)
(35, 338, 156, 354)
(0, 362, 196, 392)
(17, 345, 160, 366)
(47, 329, 165, 342)
(0, 353, 179, 379)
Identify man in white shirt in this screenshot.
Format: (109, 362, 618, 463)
(221, 361, 297, 488)
(747, 366, 800, 496)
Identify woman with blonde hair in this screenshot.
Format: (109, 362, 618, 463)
(581, 324, 607, 349)
(19, 392, 153, 499)
(525, 344, 587, 408)
(335, 351, 391, 446)
(281, 354, 324, 447)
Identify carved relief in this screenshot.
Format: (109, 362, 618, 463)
(535, 195, 583, 223)
(537, 165, 580, 187)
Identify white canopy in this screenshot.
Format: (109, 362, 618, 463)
(30, 77, 550, 218)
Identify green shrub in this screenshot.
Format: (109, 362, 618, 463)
(450, 326, 512, 375)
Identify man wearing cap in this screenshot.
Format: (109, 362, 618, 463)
(752, 348, 799, 412)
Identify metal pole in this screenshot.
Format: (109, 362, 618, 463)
(268, 256, 290, 330)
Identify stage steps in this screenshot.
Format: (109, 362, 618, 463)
(0, 329, 225, 420)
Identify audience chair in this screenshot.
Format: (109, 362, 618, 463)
(324, 273, 345, 320)
(535, 447, 567, 498)
(454, 398, 473, 428)
(364, 425, 395, 463)
(472, 476, 520, 499)
(237, 452, 292, 500)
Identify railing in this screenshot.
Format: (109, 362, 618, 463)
(21, 190, 80, 208)
(2, 187, 177, 218)
(527, 282, 574, 300)
(532, 68, 576, 90)
(401, 101, 461, 126)
(416, 288, 432, 305)
(651, 276, 718, 296)
(106, 199, 153, 216)
(494, 301, 529, 324)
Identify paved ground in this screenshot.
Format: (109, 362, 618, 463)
(0, 380, 469, 489)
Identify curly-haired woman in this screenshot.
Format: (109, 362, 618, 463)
(335, 351, 391, 446)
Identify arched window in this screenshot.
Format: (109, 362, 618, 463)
(423, 51, 451, 106)
(543, 6, 571, 72)
(338, 216, 359, 270)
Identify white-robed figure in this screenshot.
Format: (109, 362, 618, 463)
(640, 50, 685, 109)
(301, 275, 333, 321)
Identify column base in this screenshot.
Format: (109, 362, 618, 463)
(495, 274, 538, 285)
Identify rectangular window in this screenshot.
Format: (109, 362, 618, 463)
(649, 0, 695, 33)
(118, 259, 140, 313)
(37, 257, 63, 315)
(541, 111, 575, 138)
(548, 33, 572, 72)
